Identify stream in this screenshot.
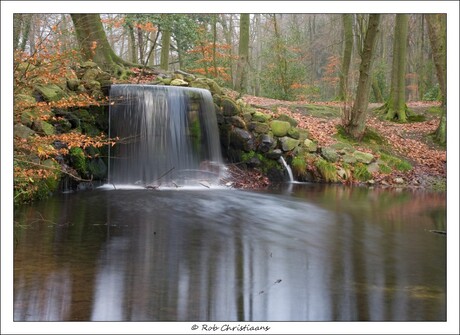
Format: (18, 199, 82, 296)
(13, 183, 446, 321)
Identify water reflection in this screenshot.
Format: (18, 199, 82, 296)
(14, 185, 446, 321)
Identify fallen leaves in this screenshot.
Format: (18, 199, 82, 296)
(241, 94, 446, 186)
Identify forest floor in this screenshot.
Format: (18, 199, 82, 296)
(225, 93, 447, 192)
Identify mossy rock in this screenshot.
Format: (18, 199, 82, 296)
(212, 94, 222, 105)
(367, 162, 380, 174)
(69, 147, 87, 176)
(76, 109, 95, 123)
(15, 93, 36, 105)
(81, 122, 100, 136)
(87, 158, 107, 180)
(82, 68, 101, 82)
(342, 154, 357, 164)
(14, 123, 36, 139)
(353, 150, 374, 164)
(53, 117, 73, 133)
(297, 129, 309, 141)
(277, 113, 298, 127)
(81, 61, 98, 68)
(229, 127, 255, 151)
(195, 78, 222, 95)
(171, 78, 189, 86)
(287, 127, 300, 139)
(280, 136, 300, 151)
(321, 147, 339, 162)
(34, 84, 68, 102)
(191, 79, 211, 90)
(32, 120, 55, 135)
(173, 73, 185, 80)
(303, 139, 318, 152)
(84, 80, 101, 91)
(242, 112, 252, 123)
(252, 111, 271, 122)
(226, 116, 246, 129)
(329, 142, 354, 154)
(241, 105, 257, 115)
(221, 97, 240, 116)
(270, 120, 291, 137)
(249, 121, 270, 134)
(258, 134, 276, 153)
(67, 78, 81, 91)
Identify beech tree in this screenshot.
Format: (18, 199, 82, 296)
(425, 14, 447, 144)
(338, 14, 353, 101)
(343, 14, 381, 140)
(234, 14, 250, 92)
(383, 14, 410, 121)
(71, 14, 137, 76)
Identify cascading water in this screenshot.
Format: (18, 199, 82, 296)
(108, 84, 223, 188)
(279, 156, 294, 183)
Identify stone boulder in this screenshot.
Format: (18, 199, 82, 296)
(280, 136, 300, 151)
(270, 120, 291, 137)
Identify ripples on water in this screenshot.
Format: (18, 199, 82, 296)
(13, 184, 446, 321)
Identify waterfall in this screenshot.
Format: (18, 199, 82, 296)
(108, 84, 223, 188)
(279, 156, 294, 183)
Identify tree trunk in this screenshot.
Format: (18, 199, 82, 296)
(13, 14, 23, 50)
(372, 76, 384, 102)
(386, 14, 409, 121)
(234, 14, 250, 92)
(425, 14, 447, 144)
(126, 22, 137, 63)
(137, 26, 145, 63)
(160, 29, 171, 71)
(71, 14, 134, 74)
(345, 14, 381, 140)
(210, 15, 218, 77)
(338, 14, 353, 101)
(254, 14, 262, 96)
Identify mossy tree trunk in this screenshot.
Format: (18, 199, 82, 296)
(160, 29, 171, 71)
(126, 20, 137, 63)
(425, 14, 447, 144)
(385, 14, 409, 122)
(71, 14, 136, 75)
(234, 14, 250, 93)
(338, 14, 354, 101)
(344, 14, 380, 140)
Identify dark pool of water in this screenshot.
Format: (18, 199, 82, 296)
(13, 184, 446, 321)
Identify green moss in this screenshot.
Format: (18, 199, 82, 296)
(378, 163, 392, 174)
(315, 158, 338, 182)
(291, 156, 307, 177)
(277, 114, 298, 127)
(380, 152, 412, 172)
(241, 150, 281, 174)
(241, 150, 260, 163)
(335, 125, 385, 145)
(353, 163, 372, 181)
(407, 114, 426, 122)
(70, 147, 87, 176)
(270, 120, 291, 137)
(427, 106, 443, 115)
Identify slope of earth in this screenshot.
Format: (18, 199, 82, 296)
(241, 95, 447, 191)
